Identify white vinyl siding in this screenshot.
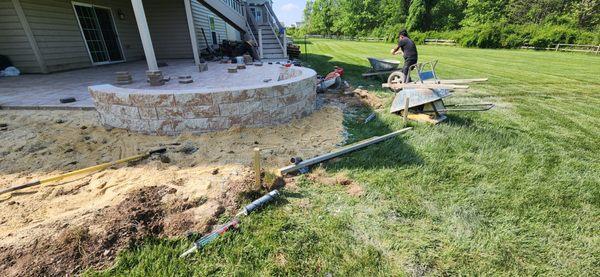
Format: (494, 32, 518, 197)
(0, 0, 41, 73)
(191, 0, 228, 53)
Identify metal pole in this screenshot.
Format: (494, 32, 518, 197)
(279, 128, 412, 175)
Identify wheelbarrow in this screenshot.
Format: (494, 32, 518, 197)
(361, 58, 402, 79)
(385, 60, 489, 91)
(390, 88, 495, 124)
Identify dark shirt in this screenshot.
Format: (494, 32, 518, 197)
(398, 37, 418, 60)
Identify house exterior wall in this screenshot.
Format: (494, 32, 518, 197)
(0, 0, 42, 73)
(23, 0, 146, 72)
(191, 0, 228, 52)
(144, 0, 192, 59)
(0, 0, 145, 73)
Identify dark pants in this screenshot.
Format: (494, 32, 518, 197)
(402, 57, 418, 83)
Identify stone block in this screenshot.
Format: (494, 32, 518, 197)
(261, 98, 284, 111)
(186, 105, 220, 118)
(129, 94, 175, 107)
(90, 90, 131, 106)
(156, 107, 186, 119)
(94, 103, 111, 114)
(238, 101, 261, 115)
(127, 119, 150, 133)
(272, 85, 286, 97)
(110, 105, 140, 119)
(176, 118, 210, 132)
(148, 119, 175, 136)
(229, 114, 254, 126)
(175, 93, 213, 106)
(138, 107, 158, 119)
(208, 117, 231, 131)
(280, 94, 299, 105)
(256, 87, 275, 99)
(218, 102, 240, 116)
(99, 113, 128, 129)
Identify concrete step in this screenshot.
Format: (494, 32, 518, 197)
(263, 45, 283, 50)
(263, 48, 284, 55)
(263, 53, 286, 59)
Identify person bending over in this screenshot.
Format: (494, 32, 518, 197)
(391, 29, 418, 83)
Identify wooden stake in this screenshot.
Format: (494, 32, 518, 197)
(403, 96, 410, 125)
(253, 148, 261, 187)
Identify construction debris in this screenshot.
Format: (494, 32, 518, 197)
(115, 71, 133, 85)
(0, 148, 167, 197)
(178, 75, 193, 84)
(180, 190, 280, 258)
(384, 60, 493, 124)
(279, 128, 412, 175)
(228, 67, 238, 73)
(59, 97, 76, 104)
(147, 70, 164, 86)
(198, 62, 208, 72)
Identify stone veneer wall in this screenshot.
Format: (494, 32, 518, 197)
(89, 67, 317, 135)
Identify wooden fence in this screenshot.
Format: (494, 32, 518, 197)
(424, 39, 457, 46)
(521, 43, 600, 54)
(305, 35, 386, 42)
(303, 35, 600, 54)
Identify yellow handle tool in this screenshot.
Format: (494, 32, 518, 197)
(0, 148, 166, 196)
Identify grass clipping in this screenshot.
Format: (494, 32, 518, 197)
(0, 106, 344, 276)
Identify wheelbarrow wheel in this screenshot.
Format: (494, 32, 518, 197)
(387, 71, 406, 92)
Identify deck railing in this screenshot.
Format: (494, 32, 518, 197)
(221, 0, 244, 15)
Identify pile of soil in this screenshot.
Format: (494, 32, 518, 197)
(0, 106, 345, 276)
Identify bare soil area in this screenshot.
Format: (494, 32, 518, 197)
(0, 105, 346, 276)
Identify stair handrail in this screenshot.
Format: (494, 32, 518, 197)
(263, 3, 284, 51)
(244, 4, 258, 45)
(264, 2, 284, 32)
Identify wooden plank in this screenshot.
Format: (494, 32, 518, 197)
(383, 83, 469, 90)
(423, 78, 488, 84)
(279, 128, 412, 175)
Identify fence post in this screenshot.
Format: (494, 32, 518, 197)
(596, 45, 600, 55)
(555, 44, 560, 51)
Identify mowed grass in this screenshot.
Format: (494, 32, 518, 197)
(88, 39, 600, 276)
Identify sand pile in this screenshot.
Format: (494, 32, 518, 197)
(0, 106, 344, 276)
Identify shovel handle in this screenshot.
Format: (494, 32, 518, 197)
(148, 148, 167, 155)
(0, 180, 41, 196)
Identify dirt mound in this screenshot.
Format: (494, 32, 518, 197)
(0, 105, 345, 276)
(307, 168, 364, 197)
(0, 172, 279, 277)
(1, 186, 167, 275)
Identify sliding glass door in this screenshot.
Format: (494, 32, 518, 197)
(73, 3, 124, 64)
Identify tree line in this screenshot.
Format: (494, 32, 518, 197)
(292, 0, 599, 48)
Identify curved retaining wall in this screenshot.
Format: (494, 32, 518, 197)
(89, 66, 317, 135)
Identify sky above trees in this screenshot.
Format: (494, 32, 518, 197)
(273, 0, 307, 27)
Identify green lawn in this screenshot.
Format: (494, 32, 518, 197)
(89, 39, 599, 276)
